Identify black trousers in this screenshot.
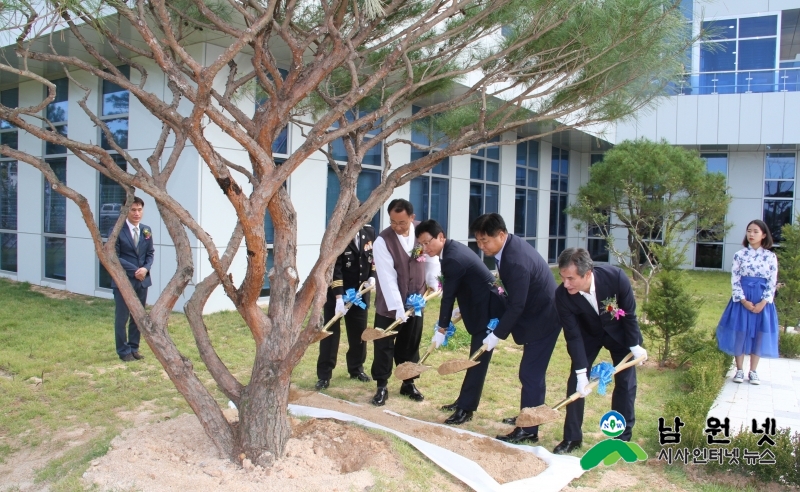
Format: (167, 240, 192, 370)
(562, 331, 637, 442)
(112, 285, 147, 357)
(371, 312, 423, 387)
(518, 327, 561, 434)
(454, 331, 494, 412)
(316, 299, 368, 380)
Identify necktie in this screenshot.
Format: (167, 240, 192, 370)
(133, 226, 139, 247)
(495, 257, 500, 271)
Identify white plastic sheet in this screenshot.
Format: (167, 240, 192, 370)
(289, 403, 584, 492)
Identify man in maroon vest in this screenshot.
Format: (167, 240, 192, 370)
(371, 199, 441, 406)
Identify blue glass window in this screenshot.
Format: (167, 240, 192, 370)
(43, 158, 67, 235)
(330, 110, 382, 165)
(739, 15, 777, 38)
(102, 65, 130, 116)
(703, 20, 736, 40)
(325, 167, 381, 230)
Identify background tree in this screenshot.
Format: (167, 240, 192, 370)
(568, 138, 731, 295)
(641, 269, 701, 366)
(0, 0, 691, 463)
(776, 218, 800, 330)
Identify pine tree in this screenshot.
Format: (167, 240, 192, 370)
(642, 269, 702, 366)
(775, 218, 800, 330)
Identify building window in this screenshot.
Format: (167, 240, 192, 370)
(695, 154, 728, 268)
(326, 167, 381, 231)
(467, 139, 500, 269)
(98, 155, 128, 289)
(548, 147, 569, 263)
(330, 110, 382, 166)
(0, 88, 18, 273)
(514, 140, 539, 250)
(587, 153, 609, 262)
(44, 78, 69, 155)
(409, 106, 450, 234)
(763, 153, 796, 242)
(699, 15, 779, 94)
(43, 158, 67, 281)
(100, 66, 130, 150)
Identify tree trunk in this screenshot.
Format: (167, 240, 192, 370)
(661, 335, 670, 367)
(237, 344, 292, 466)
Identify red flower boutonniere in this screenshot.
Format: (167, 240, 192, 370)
(493, 274, 507, 297)
(437, 274, 445, 290)
(142, 228, 152, 240)
(410, 244, 425, 262)
(601, 296, 626, 320)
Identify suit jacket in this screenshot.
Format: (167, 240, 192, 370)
(111, 223, 155, 289)
(493, 234, 560, 344)
(437, 239, 505, 335)
(328, 225, 376, 303)
(555, 264, 644, 370)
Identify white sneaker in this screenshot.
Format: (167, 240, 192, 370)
(733, 370, 744, 383)
(749, 371, 760, 385)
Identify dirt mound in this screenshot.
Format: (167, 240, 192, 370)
(293, 391, 546, 484)
(82, 413, 401, 492)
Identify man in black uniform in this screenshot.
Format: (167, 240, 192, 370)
(315, 225, 376, 390)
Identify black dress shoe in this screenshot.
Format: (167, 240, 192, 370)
(371, 386, 388, 406)
(444, 409, 473, 425)
(131, 351, 144, 360)
(553, 440, 582, 454)
(314, 379, 330, 390)
(502, 416, 517, 425)
(399, 382, 424, 402)
(120, 354, 136, 362)
(350, 372, 371, 382)
(440, 401, 458, 412)
(496, 427, 539, 444)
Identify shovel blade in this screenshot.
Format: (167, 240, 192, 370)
(516, 405, 562, 428)
(437, 359, 479, 375)
(313, 331, 333, 343)
(394, 362, 431, 380)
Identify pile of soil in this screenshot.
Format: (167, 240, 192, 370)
(292, 390, 546, 484)
(82, 413, 401, 491)
(82, 390, 545, 491)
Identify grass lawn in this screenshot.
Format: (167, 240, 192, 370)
(0, 270, 772, 491)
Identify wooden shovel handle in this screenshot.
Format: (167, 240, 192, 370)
(320, 281, 375, 332)
(469, 344, 488, 361)
(553, 353, 644, 411)
(418, 342, 436, 365)
(381, 289, 443, 334)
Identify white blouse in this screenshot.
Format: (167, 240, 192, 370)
(730, 246, 778, 303)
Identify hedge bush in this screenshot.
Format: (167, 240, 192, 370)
(779, 331, 800, 359)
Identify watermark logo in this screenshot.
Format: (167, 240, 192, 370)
(580, 411, 648, 471)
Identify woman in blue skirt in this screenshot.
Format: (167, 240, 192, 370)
(716, 220, 779, 384)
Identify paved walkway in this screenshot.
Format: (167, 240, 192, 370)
(708, 357, 800, 435)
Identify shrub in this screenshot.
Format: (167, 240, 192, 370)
(779, 332, 800, 359)
(642, 269, 702, 366)
(706, 427, 800, 486)
(775, 217, 800, 328)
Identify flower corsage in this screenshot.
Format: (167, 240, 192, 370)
(601, 296, 626, 320)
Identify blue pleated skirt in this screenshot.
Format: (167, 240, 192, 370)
(716, 276, 779, 358)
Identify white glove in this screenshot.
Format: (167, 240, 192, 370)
(630, 345, 648, 364)
(483, 332, 500, 351)
(576, 372, 592, 398)
(367, 277, 376, 288)
(452, 307, 461, 319)
(432, 330, 446, 348)
(396, 311, 409, 324)
(335, 298, 348, 316)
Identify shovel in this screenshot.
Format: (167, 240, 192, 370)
(437, 343, 488, 375)
(515, 353, 645, 428)
(361, 289, 443, 341)
(394, 311, 463, 380)
(313, 281, 375, 342)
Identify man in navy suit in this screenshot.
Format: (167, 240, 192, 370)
(471, 213, 562, 444)
(553, 248, 647, 454)
(111, 197, 154, 362)
(415, 219, 506, 425)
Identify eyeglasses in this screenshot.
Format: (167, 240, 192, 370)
(390, 220, 410, 227)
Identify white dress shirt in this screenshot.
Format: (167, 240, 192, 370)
(493, 235, 509, 271)
(373, 223, 441, 315)
(578, 272, 599, 315)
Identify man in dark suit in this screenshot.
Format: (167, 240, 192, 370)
(111, 197, 154, 362)
(553, 247, 647, 454)
(415, 219, 505, 425)
(471, 213, 562, 444)
(315, 225, 376, 390)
